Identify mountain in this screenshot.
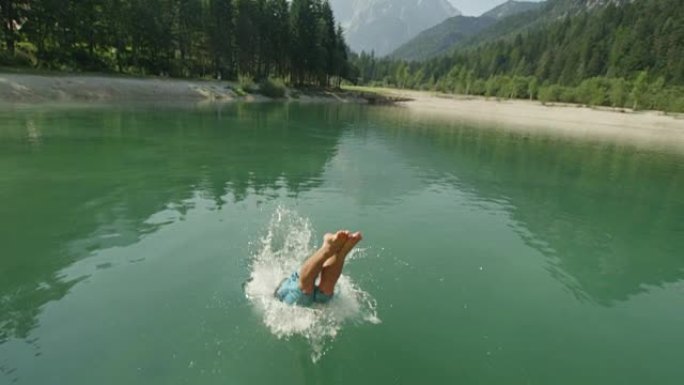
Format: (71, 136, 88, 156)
(481, 0, 545, 20)
(463, 0, 633, 47)
(391, 0, 544, 61)
(390, 16, 497, 61)
(329, 0, 460, 56)
(354, 0, 684, 111)
(391, 0, 637, 61)
(534, 0, 633, 18)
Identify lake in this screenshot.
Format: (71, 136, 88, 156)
(1, 102, 683, 385)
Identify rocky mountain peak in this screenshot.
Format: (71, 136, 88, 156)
(330, 0, 461, 55)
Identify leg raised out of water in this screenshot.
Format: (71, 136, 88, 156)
(298, 231, 348, 295)
(318, 232, 363, 296)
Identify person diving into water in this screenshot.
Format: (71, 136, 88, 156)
(275, 231, 363, 306)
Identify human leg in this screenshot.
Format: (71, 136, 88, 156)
(317, 232, 363, 296)
(298, 231, 348, 294)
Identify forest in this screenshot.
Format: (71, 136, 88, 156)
(0, 0, 350, 87)
(352, 0, 684, 112)
(2, 0, 684, 112)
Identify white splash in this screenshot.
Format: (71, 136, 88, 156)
(244, 207, 380, 362)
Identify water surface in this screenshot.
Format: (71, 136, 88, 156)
(1, 102, 683, 385)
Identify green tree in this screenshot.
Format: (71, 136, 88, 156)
(332, 24, 349, 86)
(648, 76, 666, 109)
(631, 71, 649, 110)
(609, 78, 628, 108)
(290, 0, 316, 84)
(319, 0, 337, 86)
(267, 0, 290, 78)
(235, 0, 259, 76)
(528, 77, 539, 101)
(395, 62, 409, 89)
(208, 0, 236, 78)
(485, 76, 499, 98)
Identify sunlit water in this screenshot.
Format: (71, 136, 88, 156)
(0, 102, 683, 385)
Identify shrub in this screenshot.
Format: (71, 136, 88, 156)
(0, 51, 33, 67)
(239, 75, 257, 93)
(471, 79, 486, 96)
(669, 96, 684, 114)
(71, 50, 112, 72)
(528, 77, 540, 100)
(609, 78, 629, 108)
(659, 88, 684, 113)
(559, 87, 577, 104)
(485, 77, 500, 98)
(538, 84, 560, 104)
(259, 77, 287, 98)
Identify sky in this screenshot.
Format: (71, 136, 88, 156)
(449, 0, 545, 17)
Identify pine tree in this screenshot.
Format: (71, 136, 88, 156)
(333, 24, 349, 87)
(266, 0, 290, 78)
(289, 0, 316, 84)
(319, 0, 337, 86)
(235, 0, 259, 76)
(208, 0, 236, 79)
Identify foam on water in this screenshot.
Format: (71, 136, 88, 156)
(244, 207, 380, 362)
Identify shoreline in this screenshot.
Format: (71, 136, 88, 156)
(351, 87, 684, 152)
(2, 73, 683, 152)
(0, 73, 364, 104)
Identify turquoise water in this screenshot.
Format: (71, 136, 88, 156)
(0, 102, 683, 385)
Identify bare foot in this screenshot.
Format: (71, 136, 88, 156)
(317, 231, 364, 295)
(298, 231, 350, 295)
(322, 231, 348, 255)
(323, 232, 362, 268)
(337, 232, 363, 258)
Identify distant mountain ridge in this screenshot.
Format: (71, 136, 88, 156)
(353, 0, 684, 112)
(391, 0, 639, 61)
(390, 16, 498, 61)
(541, 0, 634, 18)
(463, 0, 635, 47)
(392, 0, 544, 60)
(329, 0, 460, 56)
(481, 0, 545, 20)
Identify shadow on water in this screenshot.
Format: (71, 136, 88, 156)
(0, 102, 364, 348)
(371, 108, 684, 306)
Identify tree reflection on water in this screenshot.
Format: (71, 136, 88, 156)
(378, 110, 684, 306)
(0, 103, 358, 345)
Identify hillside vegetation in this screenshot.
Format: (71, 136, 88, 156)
(390, 16, 497, 61)
(391, 1, 544, 61)
(481, 0, 544, 20)
(352, 0, 684, 112)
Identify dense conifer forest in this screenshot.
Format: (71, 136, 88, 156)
(352, 0, 684, 112)
(2, 0, 683, 112)
(0, 0, 351, 86)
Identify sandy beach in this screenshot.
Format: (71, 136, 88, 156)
(360, 87, 684, 152)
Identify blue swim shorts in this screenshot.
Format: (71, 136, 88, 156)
(275, 272, 334, 306)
